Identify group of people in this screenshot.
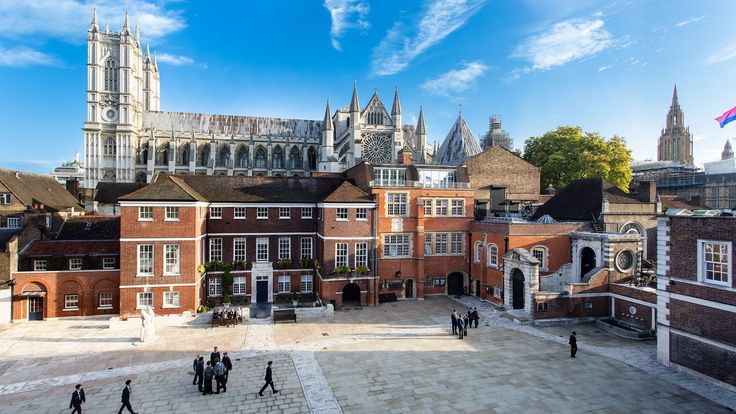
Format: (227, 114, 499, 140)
(69, 379, 139, 414)
(450, 308, 480, 339)
(212, 308, 242, 321)
(193, 347, 233, 395)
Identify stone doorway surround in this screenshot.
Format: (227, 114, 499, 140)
(503, 248, 540, 315)
(251, 262, 273, 304)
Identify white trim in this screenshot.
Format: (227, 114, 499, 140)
(121, 235, 205, 242)
(669, 291, 736, 313)
(697, 239, 732, 287)
(317, 202, 377, 208)
(317, 234, 377, 240)
(13, 269, 119, 275)
(550, 291, 657, 308)
(668, 326, 736, 353)
(667, 276, 736, 292)
(610, 292, 657, 308)
(120, 201, 206, 207)
(209, 232, 315, 237)
(120, 282, 198, 288)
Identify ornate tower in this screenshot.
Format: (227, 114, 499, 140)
(83, 10, 160, 188)
(722, 139, 733, 160)
(657, 85, 694, 165)
(481, 115, 513, 151)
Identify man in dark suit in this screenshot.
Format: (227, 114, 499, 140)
(118, 379, 137, 414)
(569, 331, 578, 358)
(210, 346, 221, 365)
(69, 383, 85, 414)
(450, 310, 457, 335)
(258, 361, 279, 396)
(222, 352, 233, 382)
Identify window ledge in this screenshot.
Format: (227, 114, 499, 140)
(98, 306, 113, 310)
(257, 217, 268, 220)
(164, 218, 180, 222)
(356, 218, 368, 221)
(234, 217, 246, 220)
(163, 273, 180, 277)
(336, 219, 349, 222)
(301, 217, 313, 220)
(162, 305, 180, 309)
(63, 308, 79, 312)
(137, 274, 154, 277)
(138, 218, 154, 222)
(210, 217, 222, 220)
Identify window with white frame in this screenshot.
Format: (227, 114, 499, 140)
(163, 291, 180, 307)
(233, 276, 246, 295)
(336, 208, 348, 220)
(417, 169, 455, 188)
(532, 246, 548, 270)
(355, 242, 368, 268)
(64, 294, 79, 310)
(335, 243, 348, 268)
(103, 257, 116, 269)
(383, 234, 410, 257)
(99, 292, 113, 308)
(699, 240, 732, 286)
(257, 207, 268, 219)
(278, 275, 291, 293)
(434, 233, 448, 255)
(69, 258, 82, 270)
(386, 193, 407, 216)
(209, 207, 222, 219)
(434, 199, 448, 216)
(138, 206, 153, 220)
(356, 208, 367, 220)
(279, 207, 291, 219)
(424, 234, 433, 255)
(209, 238, 222, 262)
(279, 238, 291, 260)
(474, 241, 481, 263)
(256, 238, 269, 262)
(234, 207, 246, 219)
(137, 244, 153, 275)
(301, 207, 313, 219)
(7, 217, 20, 228)
(374, 168, 406, 186)
(208, 277, 222, 296)
(451, 199, 464, 216)
(301, 237, 313, 259)
(450, 233, 464, 255)
(0, 193, 10, 204)
(300, 274, 313, 292)
(233, 238, 246, 262)
(164, 244, 180, 275)
(33, 259, 47, 271)
(423, 199, 433, 216)
(137, 291, 153, 308)
(488, 244, 499, 268)
(165, 206, 179, 220)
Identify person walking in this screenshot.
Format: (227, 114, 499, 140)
(117, 379, 137, 414)
(258, 361, 279, 396)
(192, 354, 201, 385)
(450, 310, 457, 335)
(472, 307, 480, 328)
(569, 332, 578, 358)
(222, 352, 233, 382)
(194, 356, 205, 392)
(458, 315, 464, 339)
(214, 358, 226, 393)
(203, 361, 215, 395)
(210, 346, 221, 366)
(69, 383, 85, 414)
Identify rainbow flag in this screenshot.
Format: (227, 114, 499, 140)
(716, 106, 736, 128)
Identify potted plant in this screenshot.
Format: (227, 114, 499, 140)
(291, 292, 299, 307)
(335, 265, 350, 275)
(233, 260, 245, 270)
(355, 265, 369, 275)
(276, 258, 292, 269)
(299, 257, 314, 269)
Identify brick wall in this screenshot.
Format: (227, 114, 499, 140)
(668, 216, 736, 282)
(670, 333, 736, 386)
(463, 147, 540, 201)
(669, 299, 736, 347)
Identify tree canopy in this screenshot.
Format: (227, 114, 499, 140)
(523, 126, 633, 191)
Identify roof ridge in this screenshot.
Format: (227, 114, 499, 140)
(168, 176, 205, 200)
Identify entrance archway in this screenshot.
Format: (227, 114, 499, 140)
(447, 273, 464, 295)
(511, 269, 525, 310)
(404, 279, 414, 298)
(22, 282, 46, 321)
(342, 283, 361, 305)
(474, 279, 481, 297)
(580, 247, 596, 278)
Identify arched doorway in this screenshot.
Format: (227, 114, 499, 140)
(580, 247, 596, 278)
(22, 282, 46, 321)
(511, 269, 525, 310)
(404, 279, 414, 298)
(447, 273, 464, 295)
(342, 283, 361, 305)
(474, 279, 481, 297)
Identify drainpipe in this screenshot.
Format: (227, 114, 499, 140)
(372, 194, 378, 306)
(204, 202, 211, 307)
(314, 202, 320, 301)
(467, 232, 473, 294)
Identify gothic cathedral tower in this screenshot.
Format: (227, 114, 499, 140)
(657, 85, 693, 165)
(83, 9, 160, 188)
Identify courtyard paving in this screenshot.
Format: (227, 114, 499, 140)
(0, 296, 733, 413)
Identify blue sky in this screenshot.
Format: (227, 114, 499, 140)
(1, 0, 735, 173)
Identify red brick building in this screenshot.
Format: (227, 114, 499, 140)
(657, 215, 736, 387)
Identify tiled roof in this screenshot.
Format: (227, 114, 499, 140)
(57, 216, 120, 240)
(660, 195, 703, 210)
(435, 114, 482, 166)
(0, 169, 80, 211)
(119, 174, 203, 201)
(322, 181, 372, 203)
(531, 178, 642, 221)
(22, 240, 118, 257)
(94, 182, 147, 203)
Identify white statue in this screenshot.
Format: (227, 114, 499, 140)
(139, 306, 156, 342)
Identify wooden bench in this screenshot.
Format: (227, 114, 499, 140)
(211, 315, 236, 328)
(273, 309, 296, 323)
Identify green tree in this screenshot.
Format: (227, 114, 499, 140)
(523, 126, 633, 191)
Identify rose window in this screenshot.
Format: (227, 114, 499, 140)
(361, 133, 392, 164)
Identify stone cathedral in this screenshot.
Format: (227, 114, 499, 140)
(657, 85, 694, 166)
(83, 11, 461, 189)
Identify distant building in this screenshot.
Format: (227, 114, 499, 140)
(480, 115, 513, 151)
(51, 152, 85, 186)
(434, 113, 482, 166)
(630, 160, 703, 203)
(657, 85, 694, 165)
(704, 140, 736, 175)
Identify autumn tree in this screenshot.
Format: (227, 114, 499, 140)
(523, 126, 633, 191)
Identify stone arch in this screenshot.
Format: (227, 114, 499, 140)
(254, 145, 267, 169)
(137, 142, 149, 164)
(198, 144, 210, 167)
(236, 145, 249, 168)
(510, 268, 525, 310)
(288, 146, 302, 169)
(179, 143, 190, 165)
(217, 145, 231, 167)
(21, 281, 47, 321)
(93, 279, 116, 309)
(580, 247, 597, 279)
(307, 146, 317, 170)
(342, 282, 361, 304)
(447, 271, 467, 296)
(156, 143, 168, 165)
(404, 278, 415, 299)
(272, 145, 284, 169)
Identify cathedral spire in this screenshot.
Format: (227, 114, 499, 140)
(145, 43, 151, 60)
(416, 106, 426, 136)
(349, 81, 360, 113)
(672, 83, 679, 105)
(391, 86, 402, 115)
(135, 24, 140, 45)
(323, 100, 333, 130)
(105, 20, 109, 34)
(89, 8, 98, 32)
(122, 10, 130, 34)
(723, 139, 734, 160)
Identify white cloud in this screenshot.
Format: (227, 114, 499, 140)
(370, 0, 486, 77)
(0, 45, 57, 66)
(420, 61, 488, 96)
(156, 53, 194, 66)
(511, 18, 613, 72)
(323, 0, 370, 51)
(704, 44, 736, 65)
(0, 0, 185, 41)
(598, 65, 612, 72)
(674, 16, 704, 28)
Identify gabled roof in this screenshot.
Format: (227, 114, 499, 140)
(322, 181, 372, 203)
(659, 195, 703, 211)
(22, 240, 118, 257)
(119, 174, 204, 202)
(361, 90, 390, 119)
(0, 169, 79, 211)
(531, 178, 642, 221)
(435, 114, 482, 166)
(57, 216, 120, 240)
(94, 182, 147, 203)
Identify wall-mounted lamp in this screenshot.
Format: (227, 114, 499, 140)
(395, 270, 402, 278)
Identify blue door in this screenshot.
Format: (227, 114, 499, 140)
(256, 280, 268, 303)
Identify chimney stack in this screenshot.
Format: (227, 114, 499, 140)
(398, 147, 413, 165)
(637, 181, 657, 203)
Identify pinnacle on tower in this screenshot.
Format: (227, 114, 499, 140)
(349, 81, 360, 113)
(673, 83, 678, 103)
(105, 20, 109, 33)
(122, 10, 130, 33)
(153, 51, 158, 69)
(135, 24, 140, 44)
(323, 100, 333, 130)
(146, 43, 151, 59)
(90, 8, 98, 31)
(416, 106, 426, 136)
(391, 86, 402, 115)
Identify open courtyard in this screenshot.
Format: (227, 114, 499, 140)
(0, 296, 734, 413)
